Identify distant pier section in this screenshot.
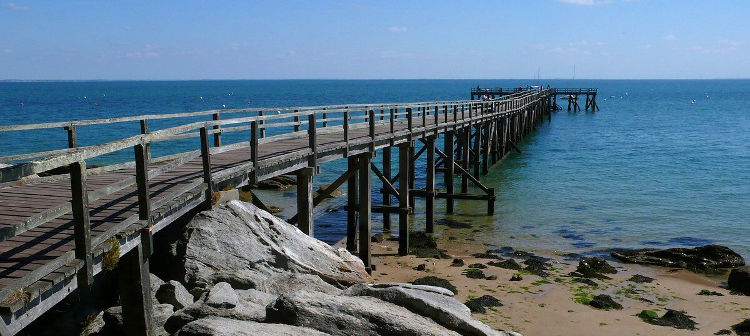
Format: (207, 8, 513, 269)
(472, 87, 599, 112)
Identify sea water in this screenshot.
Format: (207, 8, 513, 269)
(1, 79, 748, 257)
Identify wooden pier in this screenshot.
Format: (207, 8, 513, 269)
(0, 87, 579, 335)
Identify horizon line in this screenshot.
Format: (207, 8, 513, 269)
(2, 77, 750, 82)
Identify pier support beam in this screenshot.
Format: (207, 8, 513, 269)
(346, 157, 358, 253)
(296, 167, 315, 236)
(398, 143, 410, 256)
(119, 229, 154, 336)
(358, 153, 372, 272)
(444, 131, 455, 213)
(382, 147, 392, 232)
(425, 136, 435, 233)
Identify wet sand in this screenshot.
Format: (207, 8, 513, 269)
(363, 234, 750, 336)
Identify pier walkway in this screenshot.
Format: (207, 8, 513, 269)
(0, 88, 571, 335)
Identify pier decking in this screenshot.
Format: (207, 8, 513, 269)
(0, 87, 579, 335)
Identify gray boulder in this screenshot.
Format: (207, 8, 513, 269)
(266, 290, 465, 336)
(183, 201, 369, 288)
(156, 280, 194, 310)
(344, 283, 518, 336)
(164, 284, 275, 334)
(176, 316, 331, 336)
(205, 282, 239, 309)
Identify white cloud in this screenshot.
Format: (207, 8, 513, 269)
(6, 2, 28, 10)
(663, 34, 678, 41)
(388, 27, 408, 33)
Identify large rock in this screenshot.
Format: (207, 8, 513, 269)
(344, 284, 517, 336)
(205, 282, 239, 308)
(175, 317, 330, 336)
(182, 201, 369, 288)
(611, 245, 744, 273)
(266, 290, 464, 336)
(728, 266, 750, 295)
(156, 280, 194, 310)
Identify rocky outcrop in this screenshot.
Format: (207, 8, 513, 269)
(176, 317, 330, 336)
(728, 266, 750, 295)
(573, 257, 617, 279)
(611, 245, 744, 273)
(182, 201, 369, 288)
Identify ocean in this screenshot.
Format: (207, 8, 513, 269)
(1, 79, 748, 257)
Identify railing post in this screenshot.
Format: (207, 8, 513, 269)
(251, 121, 259, 184)
(134, 143, 151, 224)
(368, 109, 375, 152)
(308, 113, 317, 167)
(212, 113, 221, 147)
(65, 124, 77, 148)
(140, 120, 151, 160)
(389, 107, 395, 145)
(433, 105, 439, 136)
(293, 110, 300, 132)
(406, 108, 413, 141)
(70, 160, 93, 293)
(322, 107, 328, 128)
(258, 110, 266, 138)
(200, 127, 214, 208)
(343, 107, 350, 157)
(422, 106, 427, 138)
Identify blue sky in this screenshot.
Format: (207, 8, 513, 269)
(1, 0, 747, 80)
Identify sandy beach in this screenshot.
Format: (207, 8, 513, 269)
(364, 232, 750, 336)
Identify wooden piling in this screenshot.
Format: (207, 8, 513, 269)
(296, 167, 314, 236)
(346, 157, 358, 253)
(119, 229, 154, 336)
(425, 136, 435, 233)
(382, 147, 392, 231)
(398, 143, 410, 256)
(358, 153, 372, 272)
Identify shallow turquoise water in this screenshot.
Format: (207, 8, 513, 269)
(1, 79, 748, 257)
